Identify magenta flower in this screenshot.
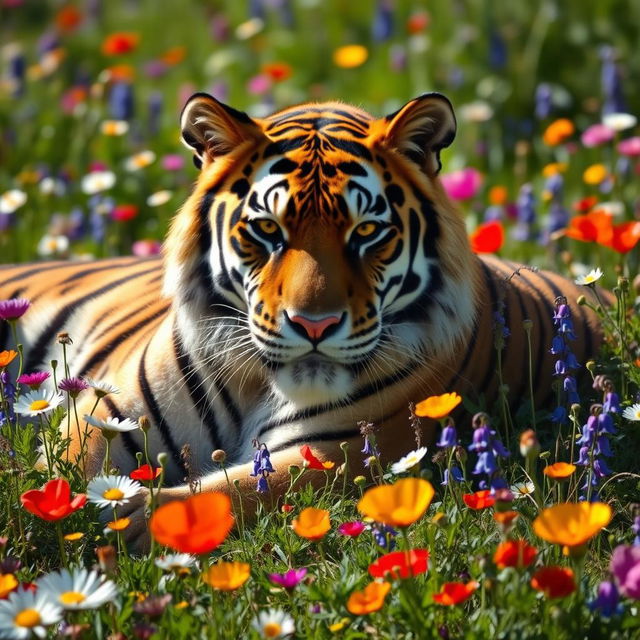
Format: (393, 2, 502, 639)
(338, 521, 366, 537)
(247, 74, 272, 96)
(440, 168, 483, 201)
(581, 124, 615, 148)
(617, 136, 640, 157)
(0, 298, 30, 321)
(132, 240, 161, 257)
(17, 371, 50, 390)
(161, 154, 185, 171)
(610, 544, 640, 599)
(58, 377, 90, 397)
(267, 567, 307, 590)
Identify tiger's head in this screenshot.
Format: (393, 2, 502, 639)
(164, 94, 479, 408)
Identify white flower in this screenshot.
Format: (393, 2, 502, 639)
(0, 189, 27, 214)
(87, 475, 142, 509)
(81, 171, 116, 195)
(37, 234, 69, 257)
(0, 587, 62, 639)
(458, 100, 494, 123)
(37, 568, 118, 611)
(124, 150, 156, 172)
(14, 389, 65, 417)
(235, 17, 264, 40)
(100, 120, 129, 136)
(575, 268, 603, 286)
(510, 481, 535, 499)
(83, 378, 120, 398)
(38, 177, 65, 196)
(155, 554, 197, 572)
(252, 609, 295, 639)
(602, 112, 637, 132)
(622, 403, 640, 421)
(595, 201, 625, 217)
(390, 447, 428, 475)
(83, 415, 138, 433)
(146, 190, 173, 207)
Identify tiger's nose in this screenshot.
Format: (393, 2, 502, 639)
(286, 313, 343, 342)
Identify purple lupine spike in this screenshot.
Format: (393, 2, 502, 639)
(372, 0, 393, 42)
(535, 83, 553, 119)
(109, 83, 134, 121)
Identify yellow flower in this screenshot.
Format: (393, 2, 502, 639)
(533, 502, 613, 548)
(106, 517, 131, 531)
(346, 581, 391, 615)
(583, 164, 609, 185)
(328, 618, 350, 632)
(333, 45, 368, 69)
(357, 477, 434, 528)
(0, 573, 18, 598)
(542, 163, 568, 177)
(202, 561, 251, 591)
(414, 392, 462, 419)
(292, 507, 331, 541)
(63, 532, 84, 541)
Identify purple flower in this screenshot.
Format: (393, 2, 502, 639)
(550, 405, 567, 424)
(161, 154, 185, 171)
(109, 82, 134, 121)
(589, 580, 623, 617)
(372, 0, 393, 42)
(372, 524, 397, 549)
(17, 371, 50, 390)
(472, 450, 497, 476)
(58, 377, 89, 397)
(610, 544, 640, 599)
(632, 515, 640, 546)
(267, 568, 307, 590)
(441, 466, 463, 486)
(600, 45, 626, 115)
(468, 425, 492, 452)
(0, 298, 30, 321)
(535, 83, 552, 119)
(437, 424, 457, 448)
(250, 441, 275, 491)
(256, 474, 269, 493)
(603, 392, 620, 414)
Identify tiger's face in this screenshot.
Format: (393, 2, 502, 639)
(166, 95, 478, 407)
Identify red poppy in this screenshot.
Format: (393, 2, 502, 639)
(572, 196, 598, 213)
(493, 539, 537, 569)
(609, 221, 640, 253)
(55, 5, 83, 32)
(469, 221, 504, 254)
(463, 490, 496, 510)
(112, 204, 139, 222)
(300, 445, 335, 470)
(368, 549, 429, 580)
(564, 211, 613, 245)
(129, 464, 161, 482)
(101, 32, 140, 56)
(432, 580, 479, 605)
(530, 566, 576, 598)
(406, 11, 429, 34)
(261, 62, 293, 82)
(20, 478, 87, 522)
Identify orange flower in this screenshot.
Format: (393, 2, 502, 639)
(0, 350, 17, 368)
(291, 507, 330, 541)
(357, 478, 434, 528)
(202, 561, 250, 591)
(493, 511, 519, 526)
(105, 64, 136, 82)
(368, 549, 429, 580)
(531, 566, 576, 598)
(101, 32, 140, 56)
(542, 118, 575, 146)
(414, 392, 462, 419)
(0, 573, 18, 599)
(532, 502, 612, 549)
(573, 196, 598, 212)
(261, 62, 293, 82)
(610, 221, 640, 253)
(543, 462, 576, 480)
(346, 581, 391, 615)
(432, 581, 479, 605)
(55, 5, 83, 32)
(300, 445, 335, 470)
(406, 11, 429, 34)
(493, 539, 537, 569)
(542, 163, 568, 177)
(463, 490, 495, 510)
(161, 46, 186, 66)
(149, 492, 234, 554)
(106, 518, 130, 531)
(564, 211, 613, 245)
(488, 185, 508, 206)
(333, 45, 368, 69)
(469, 221, 504, 254)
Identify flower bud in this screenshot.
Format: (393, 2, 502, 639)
(157, 452, 168, 468)
(211, 449, 226, 463)
(135, 452, 143, 465)
(519, 429, 540, 459)
(365, 455, 378, 467)
(577, 295, 586, 306)
(138, 415, 151, 432)
(288, 464, 300, 477)
(336, 463, 346, 476)
(353, 475, 366, 487)
(618, 276, 629, 292)
(522, 319, 533, 330)
(57, 332, 73, 345)
(339, 441, 349, 452)
(585, 360, 596, 373)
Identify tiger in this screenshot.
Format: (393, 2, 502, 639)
(0, 92, 605, 545)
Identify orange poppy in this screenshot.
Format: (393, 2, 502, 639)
(542, 119, 575, 146)
(488, 185, 508, 205)
(432, 580, 479, 605)
(463, 490, 495, 510)
(469, 221, 504, 254)
(161, 46, 186, 66)
(532, 502, 612, 549)
(406, 11, 429, 34)
(493, 539, 537, 569)
(261, 62, 293, 82)
(530, 566, 576, 598)
(610, 221, 640, 253)
(368, 549, 429, 580)
(543, 462, 576, 480)
(202, 561, 250, 591)
(149, 492, 234, 554)
(564, 211, 613, 245)
(493, 511, 519, 526)
(0, 350, 17, 368)
(300, 445, 335, 470)
(572, 196, 598, 212)
(55, 5, 83, 31)
(414, 392, 462, 419)
(291, 507, 330, 541)
(583, 164, 609, 185)
(105, 64, 136, 82)
(346, 581, 391, 615)
(101, 32, 140, 56)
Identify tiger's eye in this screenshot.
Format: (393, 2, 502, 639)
(257, 219, 278, 234)
(355, 222, 378, 237)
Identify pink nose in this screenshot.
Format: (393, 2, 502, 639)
(288, 314, 341, 340)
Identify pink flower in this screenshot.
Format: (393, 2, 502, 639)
(338, 521, 366, 537)
(247, 74, 272, 96)
(161, 154, 185, 171)
(132, 239, 161, 257)
(440, 168, 483, 201)
(88, 161, 108, 173)
(581, 124, 615, 148)
(0, 298, 30, 320)
(610, 544, 640, 599)
(17, 371, 50, 390)
(617, 136, 640, 157)
(267, 568, 307, 590)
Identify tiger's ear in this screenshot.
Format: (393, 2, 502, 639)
(180, 93, 264, 169)
(383, 93, 456, 175)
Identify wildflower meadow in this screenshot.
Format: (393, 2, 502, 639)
(1, 1, 640, 638)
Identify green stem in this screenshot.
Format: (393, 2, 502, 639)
(55, 520, 68, 569)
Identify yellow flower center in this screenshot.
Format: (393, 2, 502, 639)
(263, 622, 282, 638)
(14, 608, 41, 628)
(29, 400, 50, 411)
(60, 591, 86, 605)
(103, 488, 125, 500)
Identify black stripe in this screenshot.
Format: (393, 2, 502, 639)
(476, 261, 500, 396)
(102, 396, 141, 465)
(269, 428, 361, 453)
(0, 261, 77, 288)
(57, 260, 157, 295)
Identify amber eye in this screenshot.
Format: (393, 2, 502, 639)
(355, 222, 379, 238)
(256, 219, 279, 235)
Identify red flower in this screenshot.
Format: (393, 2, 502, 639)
(432, 580, 479, 605)
(463, 490, 495, 510)
(261, 62, 293, 82)
(130, 464, 161, 482)
(493, 539, 538, 569)
(20, 478, 86, 522)
(572, 196, 598, 213)
(368, 549, 429, 580)
(531, 566, 576, 598)
(55, 5, 83, 31)
(609, 221, 640, 254)
(281, 503, 294, 513)
(469, 221, 504, 254)
(338, 521, 366, 537)
(102, 32, 140, 56)
(564, 211, 613, 245)
(112, 204, 139, 222)
(300, 445, 335, 470)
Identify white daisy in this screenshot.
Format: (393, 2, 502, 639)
(0, 587, 62, 639)
(36, 234, 69, 257)
(87, 475, 142, 509)
(602, 112, 637, 132)
(0, 189, 27, 215)
(124, 150, 156, 172)
(83, 414, 139, 433)
(390, 447, 428, 475)
(81, 171, 116, 195)
(155, 554, 197, 572)
(575, 268, 604, 286)
(252, 609, 295, 639)
(458, 100, 494, 123)
(146, 190, 173, 207)
(83, 378, 120, 398)
(37, 568, 118, 611)
(38, 177, 65, 196)
(14, 389, 65, 417)
(622, 403, 640, 421)
(100, 120, 129, 136)
(510, 481, 535, 499)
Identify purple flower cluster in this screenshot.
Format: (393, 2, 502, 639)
(372, 524, 397, 550)
(436, 419, 464, 486)
(0, 371, 15, 426)
(512, 184, 537, 242)
(468, 412, 509, 491)
(249, 440, 275, 493)
(544, 173, 570, 238)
